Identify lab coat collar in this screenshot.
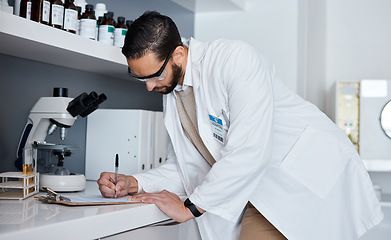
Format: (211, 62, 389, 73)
(173, 38, 207, 98)
(181, 38, 207, 92)
(187, 38, 207, 65)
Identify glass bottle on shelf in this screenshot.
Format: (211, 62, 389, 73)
(94, 3, 106, 19)
(79, 4, 97, 40)
(63, 0, 78, 34)
(108, 11, 116, 26)
(98, 11, 114, 45)
(126, 20, 133, 30)
(30, 0, 50, 24)
(30, 0, 40, 22)
(50, 0, 64, 29)
(39, 0, 51, 24)
(114, 16, 127, 48)
(19, 0, 32, 20)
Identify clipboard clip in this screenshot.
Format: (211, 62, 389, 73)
(42, 187, 71, 203)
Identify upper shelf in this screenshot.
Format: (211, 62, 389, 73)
(0, 12, 129, 80)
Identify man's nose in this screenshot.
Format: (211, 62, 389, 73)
(146, 80, 156, 91)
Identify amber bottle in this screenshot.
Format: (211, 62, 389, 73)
(50, 0, 64, 29)
(29, 0, 48, 23)
(38, 0, 50, 24)
(63, 0, 77, 33)
(114, 16, 127, 48)
(79, 4, 97, 40)
(19, 0, 33, 20)
(98, 12, 115, 45)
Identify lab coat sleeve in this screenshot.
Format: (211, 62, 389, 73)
(132, 139, 185, 196)
(190, 41, 275, 222)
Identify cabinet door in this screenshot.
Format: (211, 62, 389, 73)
(103, 219, 202, 240)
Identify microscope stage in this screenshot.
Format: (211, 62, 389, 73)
(40, 173, 86, 192)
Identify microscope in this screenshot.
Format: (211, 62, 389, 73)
(16, 88, 107, 192)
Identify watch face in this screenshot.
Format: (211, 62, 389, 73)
(184, 198, 191, 207)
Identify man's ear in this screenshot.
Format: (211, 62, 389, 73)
(172, 46, 186, 65)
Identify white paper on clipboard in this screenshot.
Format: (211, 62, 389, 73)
(58, 194, 136, 203)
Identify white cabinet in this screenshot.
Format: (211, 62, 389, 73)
(104, 219, 202, 240)
(85, 109, 168, 180)
(0, 12, 128, 80)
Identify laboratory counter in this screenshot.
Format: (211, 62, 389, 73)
(1, 180, 390, 239)
(0, 181, 174, 240)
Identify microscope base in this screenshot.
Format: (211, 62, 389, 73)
(40, 173, 86, 192)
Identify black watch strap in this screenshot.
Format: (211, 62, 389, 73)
(184, 198, 203, 217)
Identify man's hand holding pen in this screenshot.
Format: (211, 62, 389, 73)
(97, 172, 139, 198)
(96, 153, 200, 222)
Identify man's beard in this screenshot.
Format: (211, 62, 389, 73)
(154, 63, 182, 94)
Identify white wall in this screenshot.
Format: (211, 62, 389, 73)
(323, 0, 391, 192)
(194, 0, 300, 93)
(323, 0, 391, 119)
(194, 0, 391, 191)
(305, 0, 327, 112)
(195, 0, 391, 118)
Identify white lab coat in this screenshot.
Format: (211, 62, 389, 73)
(133, 38, 383, 240)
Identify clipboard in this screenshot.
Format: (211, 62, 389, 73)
(35, 187, 140, 206)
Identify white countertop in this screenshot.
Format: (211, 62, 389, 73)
(0, 181, 170, 240)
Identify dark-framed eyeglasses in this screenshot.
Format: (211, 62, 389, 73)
(128, 44, 182, 82)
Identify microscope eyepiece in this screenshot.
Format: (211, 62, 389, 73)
(96, 94, 108, 106)
(79, 93, 108, 117)
(82, 91, 99, 106)
(66, 91, 107, 118)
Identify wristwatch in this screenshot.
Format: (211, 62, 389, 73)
(184, 198, 203, 217)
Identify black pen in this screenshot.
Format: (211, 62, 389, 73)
(115, 154, 119, 198)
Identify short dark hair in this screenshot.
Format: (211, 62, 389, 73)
(122, 11, 182, 61)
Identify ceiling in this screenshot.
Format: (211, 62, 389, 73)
(170, 0, 247, 12)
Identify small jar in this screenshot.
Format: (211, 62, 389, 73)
(22, 147, 34, 175)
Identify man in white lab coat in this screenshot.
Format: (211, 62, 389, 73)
(98, 11, 383, 240)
